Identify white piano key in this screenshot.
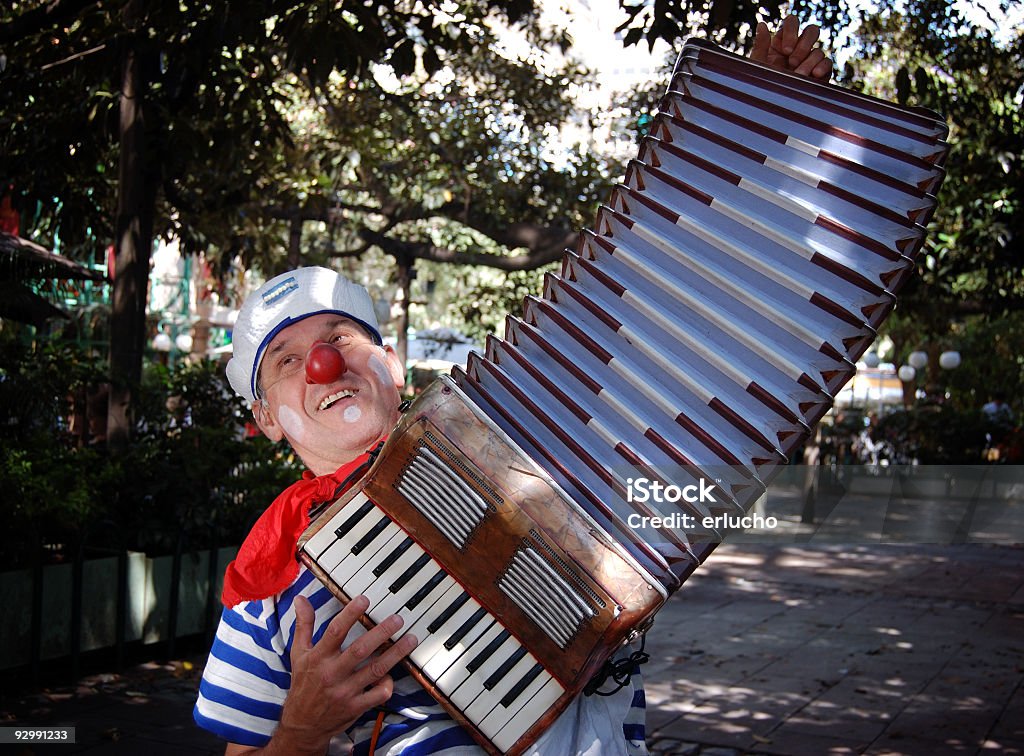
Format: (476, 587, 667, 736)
(478, 664, 554, 741)
(453, 639, 528, 714)
(371, 571, 460, 641)
(464, 651, 540, 733)
(491, 676, 566, 753)
(405, 581, 481, 663)
(356, 537, 428, 605)
(401, 582, 465, 647)
(303, 492, 370, 559)
(315, 509, 389, 576)
(415, 597, 490, 678)
(328, 521, 403, 588)
(430, 619, 502, 692)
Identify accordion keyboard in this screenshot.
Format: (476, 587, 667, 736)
(302, 491, 566, 753)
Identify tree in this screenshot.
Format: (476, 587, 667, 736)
(839, 7, 1023, 408)
(0, 0, 549, 446)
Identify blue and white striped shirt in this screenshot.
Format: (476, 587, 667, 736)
(194, 566, 648, 754)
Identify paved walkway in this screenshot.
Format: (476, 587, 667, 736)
(644, 541, 1024, 755)
(3, 540, 1022, 754)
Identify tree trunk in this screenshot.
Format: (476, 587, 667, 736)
(287, 214, 303, 270)
(107, 14, 156, 452)
(394, 255, 413, 369)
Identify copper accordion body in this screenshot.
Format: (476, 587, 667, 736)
(298, 40, 948, 754)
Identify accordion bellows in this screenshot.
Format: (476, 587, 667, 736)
(299, 39, 949, 755)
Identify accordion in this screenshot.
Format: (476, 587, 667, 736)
(298, 39, 948, 754)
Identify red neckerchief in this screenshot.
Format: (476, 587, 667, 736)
(221, 450, 374, 608)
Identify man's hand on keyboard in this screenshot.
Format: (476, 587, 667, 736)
(275, 594, 418, 755)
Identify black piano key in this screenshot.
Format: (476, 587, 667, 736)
(372, 537, 414, 577)
(483, 646, 529, 691)
(389, 552, 432, 593)
(334, 499, 375, 539)
(351, 516, 392, 555)
(405, 569, 447, 609)
(426, 592, 471, 633)
(500, 663, 544, 708)
(444, 607, 488, 651)
(466, 629, 511, 674)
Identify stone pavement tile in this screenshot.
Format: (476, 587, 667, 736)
(988, 684, 1024, 742)
(650, 715, 759, 751)
(880, 694, 1002, 744)
(727, 628, 822, 653)
(650, 684, 814, 752)
(669, 652, 779, 684)
(942, 631, 1024, 663)
(752, 653, 858, 688)
(737, 614, 833, 641)
(684, 600, 791, 629)
(747, 726, 864, 755)
(818, 648, 957, 686)
(742, 672, 832, 701)
(981, 608, 1024, 636)
(778, 698, 893, 742)
(838, 601, 935, 631)
(804, 628, 911, 657)
(980, 738, 1024, 754)
(645, 680, 702, 715)
(866, 731, 979, 755)
(646, 705, 687, 734)
(809, 674, 913, 715)
(928, 662, 1022, 705)
(646, 736, 702, 755)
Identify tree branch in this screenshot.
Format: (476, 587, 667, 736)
(358, 227, 567, 271)
(0, 0, 102, 45)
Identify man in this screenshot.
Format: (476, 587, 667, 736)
(195, 18, 832, 755)
(197, 265, 649, 755)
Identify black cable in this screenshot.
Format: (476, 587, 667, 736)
(583, 634, 649, 697)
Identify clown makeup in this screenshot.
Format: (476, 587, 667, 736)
(277, 405, 307, 445)
(343, 405, 363, 423)
(368, 349, 396, 388)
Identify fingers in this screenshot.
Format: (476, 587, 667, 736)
(319, 594, 371, 651)
(751, 21, 771, 64)
(291, 594, 315, 655)
(345, 613, 417, 669)
(788, 23, 821, 69)
(751, 15, 833, 82)
(795, 48, 834, 80)
(359, 632, 418, 687)
(775, 14, 801, 55)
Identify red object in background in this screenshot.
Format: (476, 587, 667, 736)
(0, 194, 20, 235)
(106, 244, 115, 279)
(305, 342, 346, 384)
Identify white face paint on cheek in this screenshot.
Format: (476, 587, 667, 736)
(368, 352, 394, 387)
(343, 405, 362, 423)
(277, 405, 307, 444)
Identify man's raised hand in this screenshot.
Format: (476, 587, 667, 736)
(751, 15, 833, 81)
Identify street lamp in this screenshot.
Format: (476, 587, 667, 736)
(939, 350, 961, 370)
(153, 332, 172, 352)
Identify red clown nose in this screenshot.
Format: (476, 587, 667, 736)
(305, 342, 347, 384)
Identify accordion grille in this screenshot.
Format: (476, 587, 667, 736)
(396, 445, 490, 549)
(498, 544, 598, 649)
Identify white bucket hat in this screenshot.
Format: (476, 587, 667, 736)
(226, 266, 382, 404)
